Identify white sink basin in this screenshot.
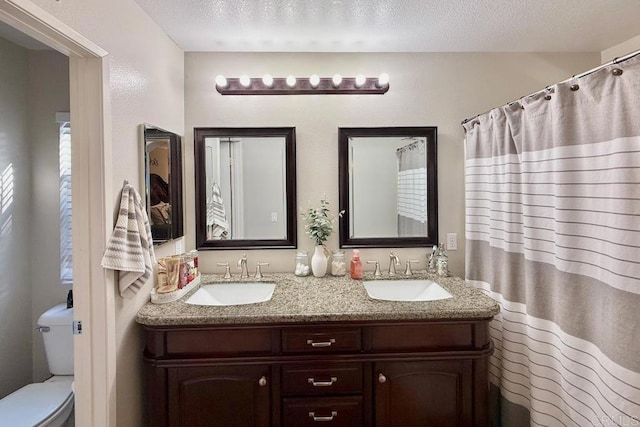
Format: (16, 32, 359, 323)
(185, 282, 275, 306)
(363, 279, 453, 302)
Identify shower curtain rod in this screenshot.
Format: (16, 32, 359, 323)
(461, 48, 640, 125)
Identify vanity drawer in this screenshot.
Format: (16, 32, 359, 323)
(367, 323, 474, 352)
(282, 363, 363, 396)
(282, 396, 363, 427)
(165, 328, 275, 356)
(282, 327, 361, 353)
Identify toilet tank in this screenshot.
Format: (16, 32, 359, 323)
(37, 303, 74, 375)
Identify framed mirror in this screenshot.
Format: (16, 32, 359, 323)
(141, 125, 184, 245)
(194, 127, 297, 249)
(338, 127, 438, 248)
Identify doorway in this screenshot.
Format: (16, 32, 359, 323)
(0, 1, 113, 426)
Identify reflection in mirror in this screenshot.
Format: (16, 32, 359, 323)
(142, 125, 184, 244)
(194, 127, 297, 249)
(338, 127, 438, 248)
(205, 136, 286, 239)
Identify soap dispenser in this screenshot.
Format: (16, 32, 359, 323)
(428, 245, 439, 273)
(350, 249, 363, 279)
(435, 243, 449, 277)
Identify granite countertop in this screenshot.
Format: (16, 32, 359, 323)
(136, 271, 499, 326)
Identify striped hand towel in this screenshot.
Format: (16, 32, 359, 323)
(101, 183, 156, 298)
(206, 182, 229, 239)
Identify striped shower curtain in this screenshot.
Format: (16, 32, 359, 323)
(396, 139, 428, 237)
(464, 54, 640, 426)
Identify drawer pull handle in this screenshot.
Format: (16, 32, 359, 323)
(307, 376, 338, 387)
(258, 376, 267, 386)
(306, 338, 336, 347)
(378, 373, 387, 383)
(308, 411, 338, 422)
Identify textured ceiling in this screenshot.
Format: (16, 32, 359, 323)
(134, 0, 640, 52)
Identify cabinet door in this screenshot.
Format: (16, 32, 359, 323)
(168, 365, 271, 427)
(374, 360, 472, 427)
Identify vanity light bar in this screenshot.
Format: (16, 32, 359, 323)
(214, 75, 390, 95)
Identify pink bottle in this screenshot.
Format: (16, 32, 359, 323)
(350, 249, 363, 279)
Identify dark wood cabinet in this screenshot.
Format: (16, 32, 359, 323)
(143, 319, 492, 427)
(167, 365, 271, 427)
(374, 360, 472, 427)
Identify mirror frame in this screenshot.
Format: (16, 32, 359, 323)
(194, 127, 297, 250)
(338, 126, 438, 248)
(141, 125, 184, 245)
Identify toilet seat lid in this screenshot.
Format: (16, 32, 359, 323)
(0, 381, 73, 426)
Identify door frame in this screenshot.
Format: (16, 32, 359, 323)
(0, 1, 115, 426)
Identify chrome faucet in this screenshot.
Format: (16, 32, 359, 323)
(238, 254, 249, 278)
(255, 262, 269, 279)
(388, 251, 400, 276)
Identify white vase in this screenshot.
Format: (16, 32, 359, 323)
(311, 245, 328, 278)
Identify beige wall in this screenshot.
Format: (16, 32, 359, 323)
(148, 144, 170, 182)
(0, 36, 32, 399)
(185, 52, 600, 278)
(27, 49, 72, 383)
(29, 0, 184, 425)
(601, 34, 640, 63)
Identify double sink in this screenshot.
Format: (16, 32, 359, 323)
(185, 278, 452, 306)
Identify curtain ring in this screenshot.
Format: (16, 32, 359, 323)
(544, 94, 552, 101)
(570, 75, 579, 91)
(612, 68, 623, 76)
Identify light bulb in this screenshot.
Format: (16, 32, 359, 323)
(262, 74, 273, 87)
(239, 75, 251, 87)
(355, 74, 366, 87)
(377, 72, 390, 87)
(332, 74, 342, 87)
(215, 75, 227, 88)
(309, 74, 320, 88)
(286, 75, 296, 87)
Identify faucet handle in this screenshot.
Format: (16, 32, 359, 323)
(367, 260, 382, 277)
(216, 262, 232, 279)
(404, 259, 420, 276)
(255, 262, 269, 279)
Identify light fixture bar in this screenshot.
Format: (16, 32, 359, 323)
(215, 77, 389, 95)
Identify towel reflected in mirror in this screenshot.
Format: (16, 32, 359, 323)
(206, 182, 229, 239)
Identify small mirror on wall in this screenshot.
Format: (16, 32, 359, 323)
(141, 124, 184, 244)
(194, 127, 297, 249)
(338, 127, 438, 248)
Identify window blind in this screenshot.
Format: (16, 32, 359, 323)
(58, 117, 72, 285)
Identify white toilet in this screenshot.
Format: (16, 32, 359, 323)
(0, 303, 75, 426)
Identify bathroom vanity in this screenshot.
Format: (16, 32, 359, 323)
(137, 273, 499, 427)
